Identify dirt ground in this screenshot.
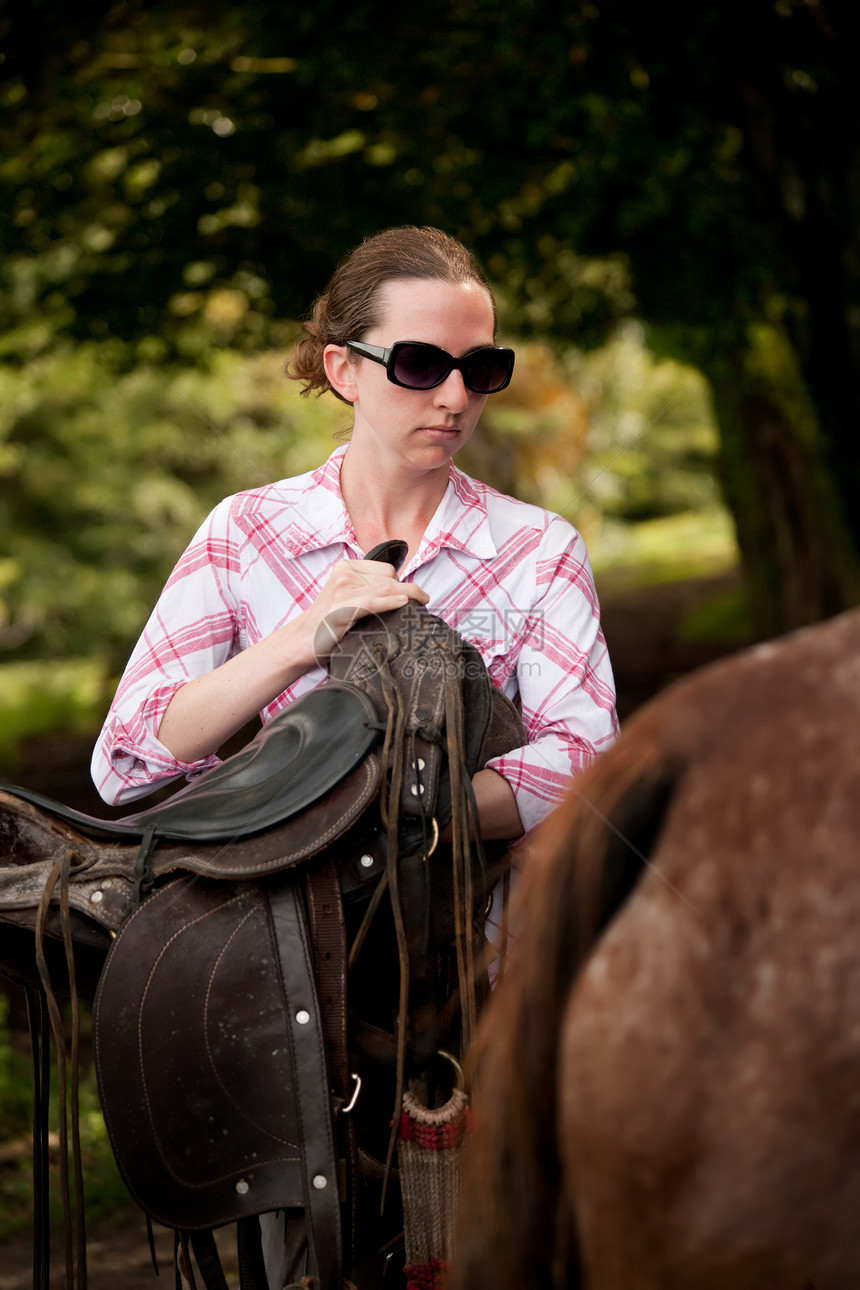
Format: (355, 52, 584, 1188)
(0, 1215, 239, 1289)
(0, 571, 748, 1284)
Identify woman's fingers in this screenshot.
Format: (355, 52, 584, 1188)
(309, 559, 429, 659)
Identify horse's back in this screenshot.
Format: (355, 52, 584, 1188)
(561, 608, 860, 1288)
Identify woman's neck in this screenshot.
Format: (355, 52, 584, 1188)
(338, 446, 452, 562)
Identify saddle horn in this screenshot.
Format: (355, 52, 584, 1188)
(365, 539, 409, 572)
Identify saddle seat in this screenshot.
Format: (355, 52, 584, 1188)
(6, 680, 382, 843)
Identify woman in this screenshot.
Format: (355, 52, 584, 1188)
(92, 225, 617, 852)
(90, 225, 617, 1288)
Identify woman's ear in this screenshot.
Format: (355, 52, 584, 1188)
(323, 344, 358, 404)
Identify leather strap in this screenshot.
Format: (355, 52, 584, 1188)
(34, 849, 88, 1290)
(26, 987, 51, 1290)
(304, 857, 359, 1263)
(236, 1217, 269, 1290)
(188, 1231, 229, 1290)
(268, 874, 343, 1290)
(303, 858, 349, 1106)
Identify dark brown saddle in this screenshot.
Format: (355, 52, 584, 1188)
(0, 546, 526, 1290)
(9, 681, 382, 844)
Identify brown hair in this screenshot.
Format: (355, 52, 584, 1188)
(287, 225, 497, 400)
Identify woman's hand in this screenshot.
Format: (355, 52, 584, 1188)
(300, 559, 429, 663)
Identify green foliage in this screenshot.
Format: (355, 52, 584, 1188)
(589, 508, 738, 585)
(0, 0, 856, 643)
(0, 659, 108, 764)
(0, 342, 346, 667)
(554, 321, 737, 578)
(677, 584, 753, 650)
(573, 322, 722, 526)
(3, 0, 853, 367)
(0, 992, 39, 1239)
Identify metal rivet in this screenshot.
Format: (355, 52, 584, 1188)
(312, 1174, 327, 1190)
(91, 890, 103, 904)
(102, 878, 112, 888)
(296, 1009, 310, 1025)
(360, 854, 374, 869)
(417, 758, 425, 770)
(235, 1179, 250, 1194)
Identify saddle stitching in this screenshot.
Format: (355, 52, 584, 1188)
(131, 895, 301, 1189)
(201, 899, 302, 1151)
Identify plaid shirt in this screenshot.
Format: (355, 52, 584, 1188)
(92, 445, 617, 830)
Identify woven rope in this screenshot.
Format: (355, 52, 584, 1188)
(398, 1086, 470, 1270)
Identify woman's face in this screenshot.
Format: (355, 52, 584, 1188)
(325, 276, 496, 476)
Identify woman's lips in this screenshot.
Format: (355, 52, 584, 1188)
(419, 424, 460, 438)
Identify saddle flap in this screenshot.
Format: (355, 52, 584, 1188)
(94, 877, 335, 1234)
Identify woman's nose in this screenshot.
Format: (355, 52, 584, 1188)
(433, 368, 471, 411)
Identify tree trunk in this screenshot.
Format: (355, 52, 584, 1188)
(708, 358, 859, 640)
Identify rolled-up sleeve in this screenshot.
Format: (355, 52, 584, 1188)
(483, 520, 618, 833)
(91, 499, 243, 805)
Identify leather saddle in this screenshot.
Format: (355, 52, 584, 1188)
(10, 681, 382, 844)
(0, 542, 527, 1290)
(96, 874, 342, 1290)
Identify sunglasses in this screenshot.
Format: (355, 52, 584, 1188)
(345, 340, 515, 394)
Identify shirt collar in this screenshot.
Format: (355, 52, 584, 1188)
(413, 463, 498, 567)
(278, 445, 359, 560)
(279, 446, 498, 564)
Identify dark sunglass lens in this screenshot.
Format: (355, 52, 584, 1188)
(392, 344, 449, 389)
(464, 350, 512, 393)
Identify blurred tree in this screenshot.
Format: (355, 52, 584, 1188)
(1, 0, 857, 634)
(0, 347, 343, 665)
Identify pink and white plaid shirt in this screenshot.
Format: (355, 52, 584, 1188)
(91, 445, 617, 831)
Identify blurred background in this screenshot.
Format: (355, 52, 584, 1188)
(3, 0, 858, 801)
(0, 0, 857, 1265)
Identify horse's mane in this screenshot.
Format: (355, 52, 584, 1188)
(451, 720, 678, 1290)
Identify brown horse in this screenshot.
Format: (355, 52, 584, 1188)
(451, 607, 860, 1290)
